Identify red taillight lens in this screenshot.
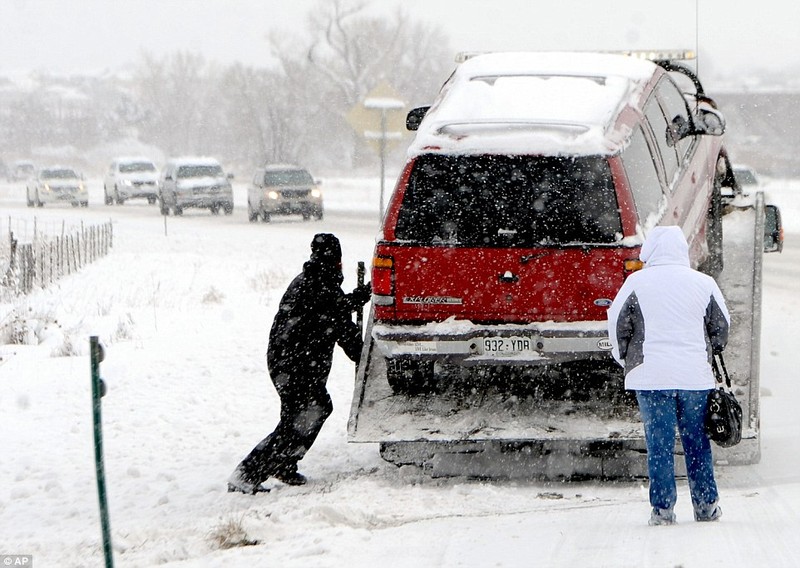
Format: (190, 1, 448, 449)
(372, 255, 394, 296)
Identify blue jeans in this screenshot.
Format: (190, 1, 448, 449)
(636, 389, 718, 513)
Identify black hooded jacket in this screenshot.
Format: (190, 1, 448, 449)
(266, 256, 364, 382)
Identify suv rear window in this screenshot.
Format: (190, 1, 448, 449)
(264, 170, 314, 186)
(394, 154, 621, 246)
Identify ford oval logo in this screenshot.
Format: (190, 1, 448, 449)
(597, 338, 613, 350)
(594, 298, 612, 307)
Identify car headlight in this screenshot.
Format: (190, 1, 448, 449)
(268, 190, 279, 200)
(43, 183, 51, 191)
(311, 189, 322, 198)
(121, 179, 133, 186)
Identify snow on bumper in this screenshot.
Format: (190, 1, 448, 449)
(372, 318, 612, 365)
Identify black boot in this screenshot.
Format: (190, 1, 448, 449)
(227, 466, 270, 494)
(273, 464, 307, 486)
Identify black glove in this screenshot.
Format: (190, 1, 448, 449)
(351, 282, 372, 306)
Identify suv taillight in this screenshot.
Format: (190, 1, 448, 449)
(624, 258, 644, 274)
(372, 255, 394, 305)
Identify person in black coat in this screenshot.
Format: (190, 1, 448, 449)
(228, 233, 371, 493)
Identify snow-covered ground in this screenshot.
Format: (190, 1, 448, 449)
(0, 177, 798, 567)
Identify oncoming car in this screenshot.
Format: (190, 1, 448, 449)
(732, 164, 761, 196)
(104, 157, 159, 205)
(247, 164, 323, 222)
(158, 157, 234, 215)
(26, 167, 88, 208)
(9, 160, 35, 182)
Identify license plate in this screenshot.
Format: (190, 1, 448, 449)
(482, 336, 533, 356)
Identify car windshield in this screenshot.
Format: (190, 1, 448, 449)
(264, 169, 314, 186)
(120, 162, 156, 173)
(395, 154, 621, 246)
(177, 164, 223, 178)
(42, 169, 78, 179)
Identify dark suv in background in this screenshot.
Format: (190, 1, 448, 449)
(247, 164, 323, 222)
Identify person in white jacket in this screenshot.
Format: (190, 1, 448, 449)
(607, 225, 730, 526)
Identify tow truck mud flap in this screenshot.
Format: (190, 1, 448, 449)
(712, 194, 767, 466)
(348, 198, 765, 477)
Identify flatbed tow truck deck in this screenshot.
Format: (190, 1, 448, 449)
(348, 195, 769, 479)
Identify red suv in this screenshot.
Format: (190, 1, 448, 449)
(370, 51, 732, 394)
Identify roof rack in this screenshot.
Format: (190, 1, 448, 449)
(455, 50, 696, 64)
(614, 49, 696, 61)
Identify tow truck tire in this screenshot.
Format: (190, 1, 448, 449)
(386, 358, 437, 395)
(700, 176, 724, 278)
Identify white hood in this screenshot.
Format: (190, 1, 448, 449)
(640, 226, 690, 268)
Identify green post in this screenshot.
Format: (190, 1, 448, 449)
(91, 336, 114, 568)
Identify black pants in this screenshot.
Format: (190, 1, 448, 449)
(238, 370, 333, 485)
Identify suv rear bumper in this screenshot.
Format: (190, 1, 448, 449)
(372, 320, 612, 366)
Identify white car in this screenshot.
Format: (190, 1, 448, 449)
(26, 167, 88, 207)
(158, 157, 234, 215)
(104, 157, 159, 205)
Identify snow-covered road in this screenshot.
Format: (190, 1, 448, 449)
(0, 178, 798, 567)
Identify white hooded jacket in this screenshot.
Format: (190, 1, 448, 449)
(606, 226, 730, 390)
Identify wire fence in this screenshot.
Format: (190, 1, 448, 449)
(0, 216, 113, 298)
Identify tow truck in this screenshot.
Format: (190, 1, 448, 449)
(348, 51, 783, 479)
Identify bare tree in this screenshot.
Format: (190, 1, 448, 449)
(270, 0, 453, 169)
(134, 51, 217, 157)
(0, 1, 453, 175)
(304, 0, 452, 107)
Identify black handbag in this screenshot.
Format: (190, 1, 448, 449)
(705, 353, 743, 447)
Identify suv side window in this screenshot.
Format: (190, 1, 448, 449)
(395, 154, 621, 246)
(656, 77, 694, 160)
(622, 126, 665, 225)
(644, 98, 680, 188)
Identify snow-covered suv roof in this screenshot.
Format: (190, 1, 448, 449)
(113, 156, 155, 165)
(264, 163, 301, 170)
(166, 156, 223, 168)
(409, 51, 657, 157)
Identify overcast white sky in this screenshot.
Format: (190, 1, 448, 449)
(1, 0, 797, 80)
